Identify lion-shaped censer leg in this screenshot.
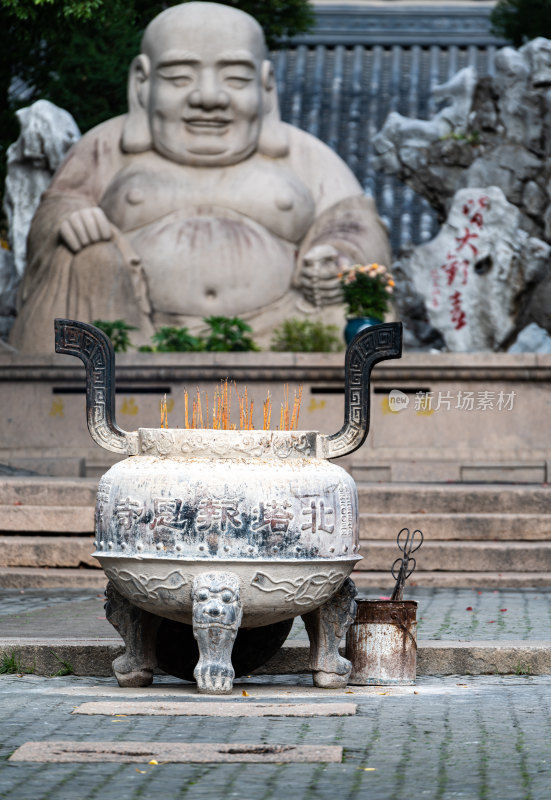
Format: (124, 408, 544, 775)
(191, 572, 243, 694)
(105, 581, 162, 687)
(302, 577, 358, 689)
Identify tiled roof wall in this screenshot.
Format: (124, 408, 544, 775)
(274, 7, 505, 253)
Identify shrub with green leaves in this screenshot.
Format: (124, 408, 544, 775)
(93, 316, 260, 352)
(203, 316, 259, 352)
(271, 318, 343, 352)
(147, 326, 204, 352)
(93, 319, 136, 352)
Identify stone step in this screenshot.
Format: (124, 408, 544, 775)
(1, 637, 551, 677)
(357, 483, 551, 514)
(2, 478, 549, 515)
(351, 570, 551, 588)
(359, 513, 551, 540)
(1, 565, 550, 590)
(0, 537, 98, 569)
(0, 477, 98, 507)
(0, 505, 95, 533)
(3, 508, 548, 541)
(5, 535, 546, 572)
(0, 567, 106, 588)
(357, 540, 551, 572)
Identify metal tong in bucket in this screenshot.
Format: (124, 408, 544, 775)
(390, 527, 424, 601)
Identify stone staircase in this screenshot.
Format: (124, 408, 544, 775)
(355, 483, 551, 589)
(0, 478, 550, 588)
(0, 478, 103, 588)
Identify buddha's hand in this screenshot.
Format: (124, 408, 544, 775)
(298, 244, 351, 308)
(59, 207, 113, 253)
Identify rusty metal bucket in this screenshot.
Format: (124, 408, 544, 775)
(345, 599, 417, 685)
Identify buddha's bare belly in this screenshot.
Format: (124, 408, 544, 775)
(127, 207, 296, 316)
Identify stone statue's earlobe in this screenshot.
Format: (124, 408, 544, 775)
(121, 54, 153, 153)
(257, 60, 289, 159)
(261, 61, 275, 111)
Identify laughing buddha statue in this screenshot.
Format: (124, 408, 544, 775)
(10, 2, 390, 351)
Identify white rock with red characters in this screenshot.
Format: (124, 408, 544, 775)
(396, 186, 550, 351)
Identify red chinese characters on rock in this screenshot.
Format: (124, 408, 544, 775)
(450, 290, 467, 331)
(433, 195, 490, 331)
(455, 228, 479, 258)
(441, 253, 469, 287)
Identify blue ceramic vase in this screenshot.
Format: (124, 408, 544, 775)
(344, 316, 383, 344)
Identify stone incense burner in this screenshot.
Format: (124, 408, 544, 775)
(55, 318, 402, 693)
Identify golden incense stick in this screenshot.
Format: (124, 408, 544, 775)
(160, 393, 168, 428)
(161, 382, 302, 431)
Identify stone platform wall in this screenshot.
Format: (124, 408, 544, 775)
(1, 351, 549, 483)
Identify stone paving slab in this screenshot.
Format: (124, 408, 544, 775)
(9, 741, 343, 764)
(1, 586, 550, 641)
(1, 674, 551, 799)
(1, 587, 550, 678)
(0, 672, 542, 698)
(72, 701, 357, 717)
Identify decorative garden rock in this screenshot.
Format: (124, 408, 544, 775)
(0, 100, 80, 340)
(55, 318, 402, 692)
(374, 37, 551, 349)
(394, 187, 550, 352)
(508, 322, 551, 354)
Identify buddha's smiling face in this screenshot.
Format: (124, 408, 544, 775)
(139, 4, 268, 166)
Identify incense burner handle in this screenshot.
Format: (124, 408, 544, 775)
(319, 322, 402, 460)
(54, 318, 139, 455)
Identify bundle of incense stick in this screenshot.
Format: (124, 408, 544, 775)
(160, 394, 168, 429)
(278, 384, 303, 431)
(162, 380, 302, 431)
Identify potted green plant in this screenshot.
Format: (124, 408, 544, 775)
(339, 263, 395, 343)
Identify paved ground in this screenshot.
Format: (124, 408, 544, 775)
(1, 589, 550, 798)
(1, 587, 550, 641)
(0, 673, 550, 800)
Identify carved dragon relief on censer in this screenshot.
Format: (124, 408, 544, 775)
(55, 317, 402, 693)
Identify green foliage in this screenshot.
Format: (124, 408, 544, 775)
(0, 651, 22, 674)
(202, 316, 259, 352)
(490, 0, 551, 45)
(148, 326, 204, 353)
(136, 317, 259, 352)
(340, 263, 395, 320)
(3, 0, 106, 22)
(0, 0, 314, 188)
(50, 650, 74, 677)
(93, 319, 136, 352)
(271, 318, 343, 352)
(39, 9, 142, 134)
